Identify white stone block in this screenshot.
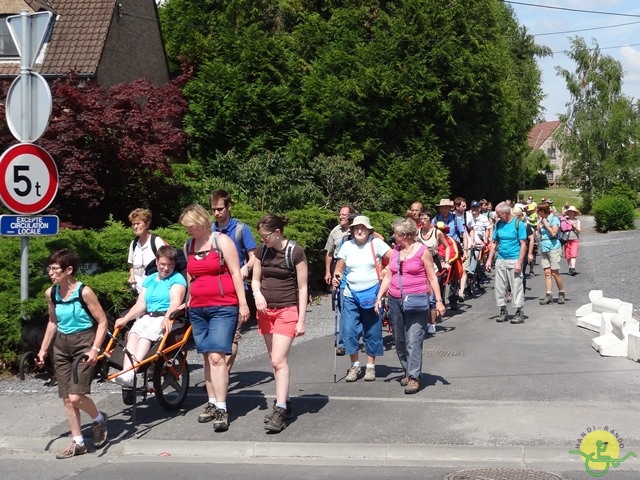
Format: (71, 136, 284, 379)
(592, 315, 640, 357)
(627, 332, 640, 362)
(576, 312, 602, 332)
(592, 296, 624, 314)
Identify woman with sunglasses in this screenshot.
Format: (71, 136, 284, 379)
(375, 218, 445, 394)
(36, 248, 110, 458)
(252, 213, 308, 433)
(179, 204, 250, 433)
(111, 246, 187, 386)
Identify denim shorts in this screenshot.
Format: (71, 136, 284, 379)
(189, 306, 239, 355)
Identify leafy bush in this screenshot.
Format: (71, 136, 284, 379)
(592, 195, 636, 233)
(607, 184, 639, 208)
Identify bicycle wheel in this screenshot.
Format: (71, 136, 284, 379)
(152, 351, 189, 410)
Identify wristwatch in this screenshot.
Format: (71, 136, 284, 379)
(436, 299, 444, 304)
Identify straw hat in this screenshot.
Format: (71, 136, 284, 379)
(565, 206, 581, 215)
(350, 215, 374, 230)
(437, 198, 453, 207)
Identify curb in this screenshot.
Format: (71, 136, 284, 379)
(3, 436, 640, 471)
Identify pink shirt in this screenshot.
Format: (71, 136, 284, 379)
(388, 245, 429, 298)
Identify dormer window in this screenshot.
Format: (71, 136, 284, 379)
(0, 16, 19, 58)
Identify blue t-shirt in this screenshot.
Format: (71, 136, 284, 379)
(433, 212, 465, 243)
(539, 214, 561, 253)
(142, 271, 187, 312)
(492, 218, 527, 260)
(212, 217, 257, 266)
(54, 282, 94, 335)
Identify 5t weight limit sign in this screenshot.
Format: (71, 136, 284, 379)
(0, 143, 58, 215)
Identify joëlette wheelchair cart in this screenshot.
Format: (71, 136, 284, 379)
(72, 307, 192, 426)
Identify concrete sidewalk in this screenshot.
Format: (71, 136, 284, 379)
(1, 225, 640, 473)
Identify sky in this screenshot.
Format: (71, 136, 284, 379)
(508, 0, 640, 120)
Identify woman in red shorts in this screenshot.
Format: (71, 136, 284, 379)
(252, 214, 308, 433)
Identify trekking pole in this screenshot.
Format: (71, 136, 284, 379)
(332, 286, 340, 383)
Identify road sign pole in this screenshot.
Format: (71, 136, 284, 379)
(20, 11, 31, 148)
(20, 237, 28, 306)
(19, 12, 31, 310)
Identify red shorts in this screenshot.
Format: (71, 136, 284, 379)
(564, 239, 579, 260)
(257, 306, 298, 338)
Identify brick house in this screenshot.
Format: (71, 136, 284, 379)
(0, 0, 169, 87)
(527, 120, 564, 186)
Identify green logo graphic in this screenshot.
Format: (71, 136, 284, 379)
(569, 428, 637, 477)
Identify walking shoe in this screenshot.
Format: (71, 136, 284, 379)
(198, 403, 216, 423)
(92, 412, 108, 448)
(55, 440, 87, 459)
(510, 309, 525, 324)
(539, 293, 553, 305)
(364, 366, 376, 381)
(345, 365, 361, 382)
(265, 406, 287, 433)
(558, 291, 566, 304)
(404, 377, 420, 394)
(496, 308, 508, 323)
(568, 267, 575, 276)
(400, 376, 409, 387)
(264, 400, 293, 423)
(212, 408, 229, 432)
(427, 323, 436, 334)
(336, 347, 345, 356)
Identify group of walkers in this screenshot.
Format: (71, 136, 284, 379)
(34, 191, 582, 458)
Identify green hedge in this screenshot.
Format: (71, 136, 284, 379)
(592, 195, 636, 233)
(0, 206, 398, 370)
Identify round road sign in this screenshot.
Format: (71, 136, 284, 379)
(0, 143, 58, 214)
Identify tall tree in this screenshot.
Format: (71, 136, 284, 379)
(555, 37, 640, 211)
(160, 0, 548, 209)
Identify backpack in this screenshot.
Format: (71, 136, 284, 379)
(50, 284, 96, 324)
(260, 240, 297, 274)
(132, 233, 188, 276)
(214, 220, 250, 262)
(558, 216, 572, 244)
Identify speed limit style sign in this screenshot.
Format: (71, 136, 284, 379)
(0, 143, 58, 215)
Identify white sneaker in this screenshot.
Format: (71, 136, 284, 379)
(112, 372, 134, 387)
(427, 324, 436, 334)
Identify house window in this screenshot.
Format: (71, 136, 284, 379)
(547, 147, 556, 159)
(0, 16, 19, 58)
(545, 170, 554, 181)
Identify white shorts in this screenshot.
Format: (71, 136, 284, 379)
(129, 314, 163, 342)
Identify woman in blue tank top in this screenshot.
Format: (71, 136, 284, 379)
(36, 248, 110, 459)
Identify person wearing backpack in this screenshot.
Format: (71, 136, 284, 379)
(536, 202, 565, 305)
(252, 214, 309, 433)
(127, 208, 166, 293)
(563, 206, 582, 276)
(484, 202, 527, 324)
(210, 190, 258, 373)
(36, 248, 110, 459)
(180, 204, 250, 433)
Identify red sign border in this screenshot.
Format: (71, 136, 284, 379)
(0, 143, 58, 214)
